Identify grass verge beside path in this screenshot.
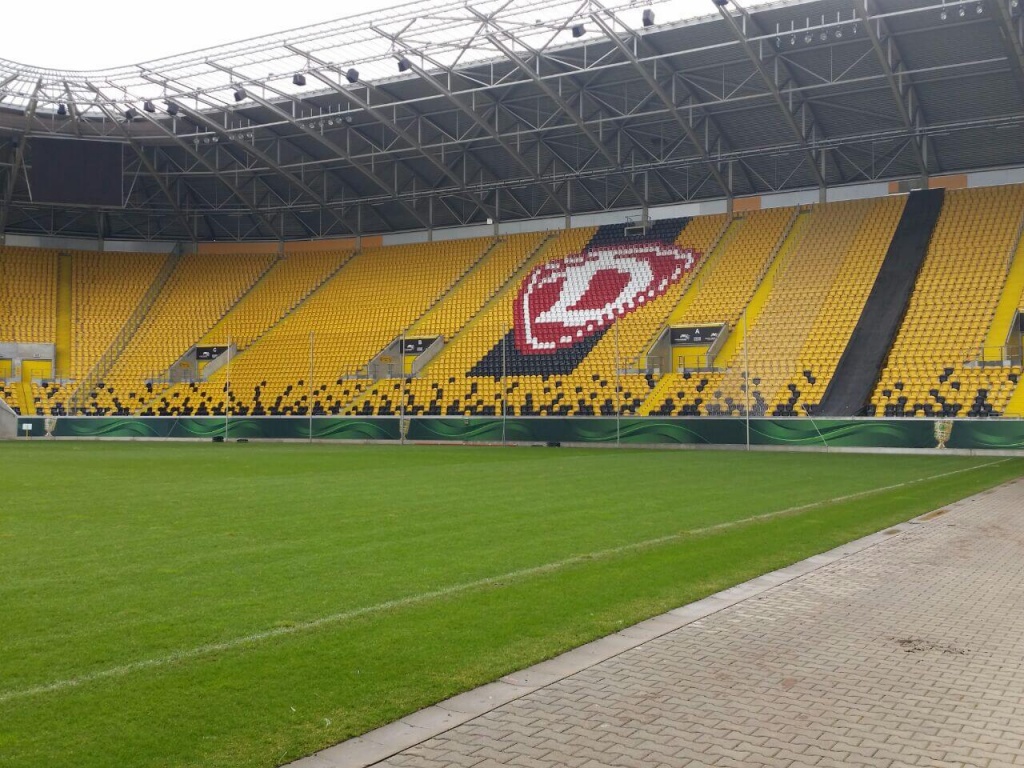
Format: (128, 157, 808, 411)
(0, 443, 1020, 768)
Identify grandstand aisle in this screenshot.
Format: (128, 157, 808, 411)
(871, 186, 1024, 417)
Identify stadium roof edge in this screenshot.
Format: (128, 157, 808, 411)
(2, 0, 1023, 242)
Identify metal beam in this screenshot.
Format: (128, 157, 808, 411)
(988, 0, 1024, 104)
(159, 91, 355, 237)
(215, 59, 436, 231)
(469, 6, 647, 208)
(287, 45, 493, 223)
(714, 1, 827, 189)
(588, 10, 732, 199)
(0, 78, 40, 237)
(368, 26, 569, 217)
(858, 0, 929, 180)
(242, 89, 431, 231)
(109, 89, 278, 239)
(91, 100, 196, 241)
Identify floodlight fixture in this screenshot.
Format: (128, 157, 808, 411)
(292, 73, 306, 86)
(642, 9, 655, 27)
(56, 103, 67, 116)
(345, 68, 359, 84)
(712, 0, 729, 6)
(233, 87, 247, 102)
(143, 100, 156, 113)
(397, 57, 412, 72)
(571, 23, 586, 37)
(166, 101, 179, 116)
(125, 107, 138, 120)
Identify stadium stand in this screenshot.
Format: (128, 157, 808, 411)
(349, 228, 597, 417)
(26, 251, 170, 415)
(820, 190, 945, 416)
(5, 185, 1024, 421)
(169, 238, 496, 417)
(0, 382, 21, 414)
(870, 185, 1024, 417)
(78, 252, 276, 415)
(643, 207, 796, 415)
(0, 247, 57, 343)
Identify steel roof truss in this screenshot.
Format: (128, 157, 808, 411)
(716, 2, 827, 189)
(589, 9, 731, 198)
(291, 48, 490, 215)
(987, 0, 1024, 104)
(473, 8, 646, 207)
(0, 78, 40, 236)
(118, 91, 276, 238)
(210, 80, 405, 228)
(376, 36, 570, 216)
(859, 0, 929, 179)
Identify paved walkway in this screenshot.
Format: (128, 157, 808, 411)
(293, 478, 1024, 768)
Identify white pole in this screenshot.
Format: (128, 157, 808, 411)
(501, 331, 507, 445)
(225, 334, 231, 441)
(615, 319, 621, 447)
(400, 333, 406, 446)
(309, 330, 314, 444)
(743, 309, 750, 451)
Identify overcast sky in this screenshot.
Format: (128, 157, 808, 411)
(6, 0, 717, 71)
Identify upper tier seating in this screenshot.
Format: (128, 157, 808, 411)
(0, 247, 57, 343)
(871, 185, 1024, 417)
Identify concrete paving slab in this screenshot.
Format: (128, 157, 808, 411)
(286, 477, 1024, 768)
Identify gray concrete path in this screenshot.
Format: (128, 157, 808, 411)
(291, 478, 1024, 768)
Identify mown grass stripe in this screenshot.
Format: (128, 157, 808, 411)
(1, 457, 1006, 705)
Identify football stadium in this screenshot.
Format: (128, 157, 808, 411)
(3, 0, 1024, 766)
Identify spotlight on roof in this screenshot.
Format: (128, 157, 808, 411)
(345, 68, 359, 84)
(124, 107, 138, 120)
(397, 57, 412, 72)
(804, 32, 813, 43)
(642, 9, 655, 27)
(233, 87, 246, 102)
(976, 3, 983, 12)
(166, 101, 179, 116)
(343, 115, 353, 124)
(143, 100, 156, 113)
(292, 73, 306, 87)
(835, 27, 842, 38)
(958, 5, 966, 16)
(711, 0, 729, 6)
(571, 24, 586, 37)
(56, 103, 67, 116)
(940, 9, 947, 19)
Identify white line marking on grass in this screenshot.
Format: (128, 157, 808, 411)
(0, 458, 1011, 704)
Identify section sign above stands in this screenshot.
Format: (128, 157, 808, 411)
(196, 346, 229, 360)
(401, 338, 438, 356)
(670, 324, 725, 346)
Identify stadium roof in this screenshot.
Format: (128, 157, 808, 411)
(1, 0, 1023, 242)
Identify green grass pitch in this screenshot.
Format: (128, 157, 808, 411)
(0, 441, 1021, 768)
